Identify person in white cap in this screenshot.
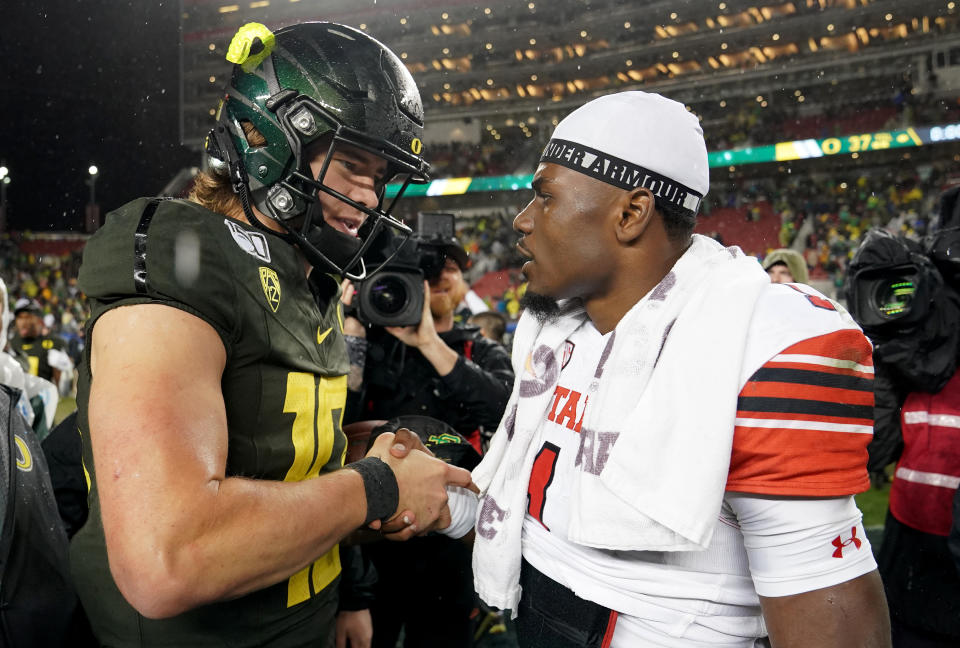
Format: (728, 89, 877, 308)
(439, 91, 890, 647)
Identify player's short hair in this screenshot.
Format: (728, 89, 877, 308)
(469, 311, 507, 342)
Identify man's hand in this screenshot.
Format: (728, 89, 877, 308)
(369, 428, 434, 536)
(389, 427, 434, 457)
(365, 431, 472, 538)
(376, 428, 480, 540)
(335, 609, 372, 648)
(384, 281, 440, 349)
(385, 282, 459, 377)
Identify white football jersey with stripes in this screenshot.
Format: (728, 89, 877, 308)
(520, 282, 877, 647)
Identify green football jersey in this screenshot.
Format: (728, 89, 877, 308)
(71, 198, 351, 647)
(10, 333, 65, 382)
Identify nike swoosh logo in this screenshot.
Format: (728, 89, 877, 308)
(317, 327, 332, 345)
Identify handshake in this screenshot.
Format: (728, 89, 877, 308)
(356, 427, 478, 539)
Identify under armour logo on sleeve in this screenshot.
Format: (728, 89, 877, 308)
(831, 527, 863, 558)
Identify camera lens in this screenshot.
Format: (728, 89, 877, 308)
(874, 277, 916, 319)
(369, 276, 410, 315)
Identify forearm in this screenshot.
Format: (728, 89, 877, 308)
(760, 571, 891, 647)
(103, 466, 368, 618)
(418, 335, 460, 377)
(437, 484, 478, 539)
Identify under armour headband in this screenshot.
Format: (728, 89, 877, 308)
(540, 91, 709, 216)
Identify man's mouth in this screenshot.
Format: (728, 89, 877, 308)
(330, 217, 363, 237)
(516, 240, 533, 260)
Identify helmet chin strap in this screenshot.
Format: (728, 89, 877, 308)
(301, 199, 363, 272)
(236, 177, 366, 277)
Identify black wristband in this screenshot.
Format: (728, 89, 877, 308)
(348, 457, 399, 525)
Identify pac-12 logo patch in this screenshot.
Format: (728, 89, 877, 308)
(562, 340, 575, 369)
(225, 219, 271, 263)
(259, 266, 281, 312)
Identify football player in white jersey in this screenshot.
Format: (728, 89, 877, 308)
(440, 92, 890, 648)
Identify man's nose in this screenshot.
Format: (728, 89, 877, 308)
(514, 204, 534, 234)
(347, 182, 379, 210)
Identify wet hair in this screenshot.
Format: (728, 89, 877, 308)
(190, 120, 267, 216)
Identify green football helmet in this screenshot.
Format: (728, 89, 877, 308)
(206, 21, 430, 278)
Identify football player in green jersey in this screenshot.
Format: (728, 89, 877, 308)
(71, 21, 473, 647)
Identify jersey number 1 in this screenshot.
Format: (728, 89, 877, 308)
(527, 442, 560, 530)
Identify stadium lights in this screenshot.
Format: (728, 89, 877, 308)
(87, 165, 99, 206)
(0, 165, 8, 231)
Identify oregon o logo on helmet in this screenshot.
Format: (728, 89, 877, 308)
(411, 138, 423, 155)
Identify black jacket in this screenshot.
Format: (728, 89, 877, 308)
(346, 324, 513, 438)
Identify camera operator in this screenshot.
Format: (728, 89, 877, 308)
(845, 190, 960, 647)
(341, 218, 514, 647)
(343, 216, 514, 452)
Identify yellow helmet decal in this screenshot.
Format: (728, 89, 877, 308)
(411, 138, 423, 155)
(226, 23, 276, 73)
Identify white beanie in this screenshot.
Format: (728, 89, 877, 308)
(540, 91, 709, 214)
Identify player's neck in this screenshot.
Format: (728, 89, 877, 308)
(586, 239, 689, 334)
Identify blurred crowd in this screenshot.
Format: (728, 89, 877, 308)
(4, 81, 960, 351)
(0, 238, 88, 369)
(703, 160, 952, 292)
(1, 160, 955, 348)
(426, 89, 960, 180)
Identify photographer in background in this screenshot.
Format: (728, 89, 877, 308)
(344, 214, 514, 453)
(342, 213, 514, 647)
(845, 192, 960, 647)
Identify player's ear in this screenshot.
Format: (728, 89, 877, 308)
(616, 187, 655, 244)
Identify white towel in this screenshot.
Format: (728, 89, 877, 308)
(472, 234, 771, 612)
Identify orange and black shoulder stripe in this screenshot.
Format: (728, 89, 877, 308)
(726, 329, 873, 496)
